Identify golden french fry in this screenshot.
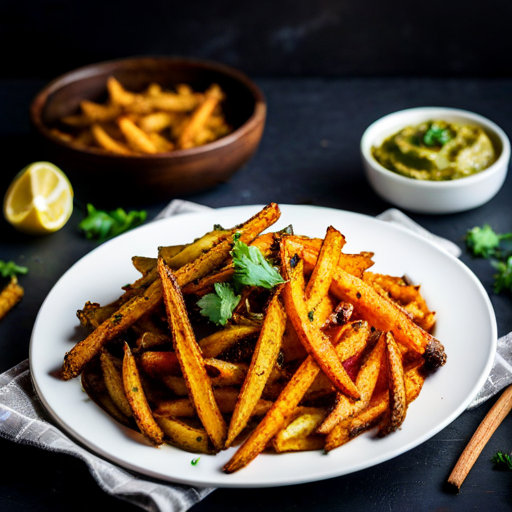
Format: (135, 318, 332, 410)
(131, 256, 157, 275)
(281, 241, 360, 400)
(273, 407, 327, 453)
(379, 332, 408, 435)
(81, 358, 132, 427)
(147, 132, 175, 152)
(304, 226, 346, 311)
(178, 84, 224, 149)
(137, 111, 174, 133)
(100, 350, 132, 418)
(118, 116, 158, 154)
(122, 342, 164, 446)
(0, 276, 24, 321)
(226, 288, 286, 447)
(135, 331, 171, 352)
(317, 330, 386, 434)
(199, 325, 261, 358)
(154, 387, 273, 419)
(81, 100, 121, 123)
(91, 123, 132, 155)
(155, 416, 214, 454)
(158, 258, 227, 451)
(107, 77, 137, 107)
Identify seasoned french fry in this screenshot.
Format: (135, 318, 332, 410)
(199, 325, 261, 358)
(122, 342, 164, 446)
(107, 77, 137, 107)
(379, 332, 407, 435)
(154, 387, 273, 418)
(91, 123, 132, 155)
(137, 111, 174, 133)
(81, 100, 121, 123)
(273, 407, 327, 453)
(100, 350, 132, 418)
(81, 358, 132, 427)
(304, 226, 346, 311)
(179, 84, 224, 149)
(317, 330, 386, 434)
(0, 276, 24, 321)
(147, 132, 175, 152)
(131, 256, 157, 275)
(118, 116, 158, 154)
(158, 258, 227, 451)
(226, 288, 286, 447)
(155, 416, 214, 454)
(281, 240, 360, 400)
(140, 350, 181, 377)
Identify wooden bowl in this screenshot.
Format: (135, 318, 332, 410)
(30, 56, 266, 203)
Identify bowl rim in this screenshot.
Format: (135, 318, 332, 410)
(360, 106, 511, 188)
(30, 55, 267, 160)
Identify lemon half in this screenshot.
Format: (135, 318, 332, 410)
(3, 162, 74, 235)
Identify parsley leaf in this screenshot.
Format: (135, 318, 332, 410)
(492, 256, 512, 294)
(492, 452, 512, 470)
(79, 204, 147, 242)
(231, 238, 285, 289)
(197, 282, 241, 326)
(423, 123, 452, 147)
(466, 225, 501, 258)
(0, 260, 28, 278)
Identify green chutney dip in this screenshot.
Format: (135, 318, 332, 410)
(372, 120, 496, 181)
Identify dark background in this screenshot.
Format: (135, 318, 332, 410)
(2, 0, 511, 80)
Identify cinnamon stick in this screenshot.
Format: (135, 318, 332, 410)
(448, 384, 512, 490)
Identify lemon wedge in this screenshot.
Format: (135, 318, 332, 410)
(3, 162, 74, 235)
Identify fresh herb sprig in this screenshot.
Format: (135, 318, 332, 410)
(197, 234, 285, 325)
(0, 260, 28, 278)
(465, 225, 512, 294)
(423, 123, 452, 147)
(79, 204, 147, 242)
(197, 282, 241, 326)
(492, 452, 512, 470)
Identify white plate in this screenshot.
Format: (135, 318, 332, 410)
(29, 204, 497, 488)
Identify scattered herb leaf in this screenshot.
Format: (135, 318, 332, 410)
(197, 282, 241, 326)
(466, 225, 502, 258)
(191, 457, 201, 465)
(492, 256, 512, 294)
(423, 123, 452, 147)
(465, 225, 512, 294)
(79, 203, 147, 242)
(492, 452, 512, 470)
(231, 239, 285, 289)
(0, 261, 28, 278)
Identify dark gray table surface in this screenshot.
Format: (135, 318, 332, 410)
(2, 77, 512, 511)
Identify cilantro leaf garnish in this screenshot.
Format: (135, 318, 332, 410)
(79, 203, 147, 242)
(492, 452, 512, 470)
(191, 457, 201, 465)
(423, 124, 452, 147)
(231, 238, 285, 289)
(197, 282, 241, 326)
(492, 256, 512, 294)
(0, 260, 28, 278)
(466, 225, 501, 258)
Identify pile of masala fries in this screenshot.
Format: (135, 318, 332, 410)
(61, 203, 446, 473)
(51, 77, 232, 154)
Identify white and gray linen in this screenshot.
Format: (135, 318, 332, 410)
(0, 200, 506, 510)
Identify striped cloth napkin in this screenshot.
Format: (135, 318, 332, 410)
(0, 200, 503, 511)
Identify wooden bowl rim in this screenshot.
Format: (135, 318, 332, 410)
(30, 55, 267, 161)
